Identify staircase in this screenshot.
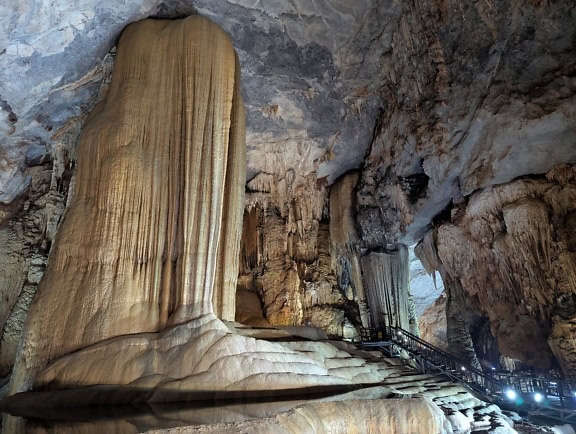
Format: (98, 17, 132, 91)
(358, 326, 576, 426)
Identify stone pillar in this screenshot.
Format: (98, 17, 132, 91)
(361, 245, 413, 333)
(10, 16, 245, 393)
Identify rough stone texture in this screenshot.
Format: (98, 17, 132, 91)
(9, 16, 246, 394)
(0, 0, 396, 203)
(357, 0, 576, 246)
(237, 200, 362, 338)
(329, 172, 371, 330)
(418, 293, 448, 351)
(423, 168, 576, 375)
(2, 322, 515, 433)
(0, 156, 70, 378)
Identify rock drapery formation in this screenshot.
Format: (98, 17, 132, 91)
(417, 168, 576, 375)
(10, 16, 246, 393)
(236, 172, 365, 338)
(361, 246, 416, 334)
(0, 2, 575, 432)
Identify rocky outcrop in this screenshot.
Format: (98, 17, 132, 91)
(357, 0, 576, 245)
(237, 186, 361, 337)
(9, 16, 246, 393)
(420, 167, 576, 375)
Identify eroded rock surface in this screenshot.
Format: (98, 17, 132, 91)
(10, 16, 246, 394)
(420, 167, 576, 375)
(357, 1, 576, 245)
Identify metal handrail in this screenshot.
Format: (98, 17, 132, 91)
(386, 326, 499, 395)
(361, 325, 576, 416)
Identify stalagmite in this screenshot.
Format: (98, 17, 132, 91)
(10, 16, 245, 393)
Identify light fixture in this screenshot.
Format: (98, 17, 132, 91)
(461, 366, 466, 371)
(533, 393, 543, 403)
(397, 331, 402, 336)
(505, 389, 517, 400)
(491, 366, 496, 370)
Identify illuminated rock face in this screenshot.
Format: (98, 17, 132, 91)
(10, 16, 245, 393)
(419, 167, 576, 375)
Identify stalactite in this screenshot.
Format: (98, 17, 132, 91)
(414, 230, 442, 289)
(329, 172, 370, 329)
(426, 170, 576, 375)
(10, 16, 245, 393)
(360, 245, 414, 333)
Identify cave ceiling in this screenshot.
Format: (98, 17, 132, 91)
(1, 0, 575, 243)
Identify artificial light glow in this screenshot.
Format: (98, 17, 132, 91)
(491, 367, 496, 370)
(461, 366, 466, 371)
(534, 393, 543, 403)
(505, 389, 517, 400)
(397, 331, 402, 336)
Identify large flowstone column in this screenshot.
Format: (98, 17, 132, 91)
(10, 16, 245, 393)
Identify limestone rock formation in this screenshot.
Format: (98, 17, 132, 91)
(0, 1, 396, 373)
(329, 172, 371, 330)
(418, 294, 448, 351)
(356, 0, 576, 245)
(145, 398, 453, 434)
(0, 1, 575, 431)
(419, 168, 576, 375)
(237, 174, 364, 337)
(2, 324, 517, 432)
(10, 16, 246, 393)
(361, 246, 416, 334)
(0, 144, 72, 378)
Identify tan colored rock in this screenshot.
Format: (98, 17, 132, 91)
(235, 289, 269, 326)
(237, 179, 362, 336)
(361, 246, 416, 333)
(428, 172, 576, 374)
(418, 292, 448, 350)
(146, 398, 452, 434)
(329, 172, 370, 330)
(10, 16, 245, 393)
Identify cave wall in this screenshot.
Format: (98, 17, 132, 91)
(353, 0, 576, 372)
(356, 0, 576, 246)
(419, 167, 576, 375)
